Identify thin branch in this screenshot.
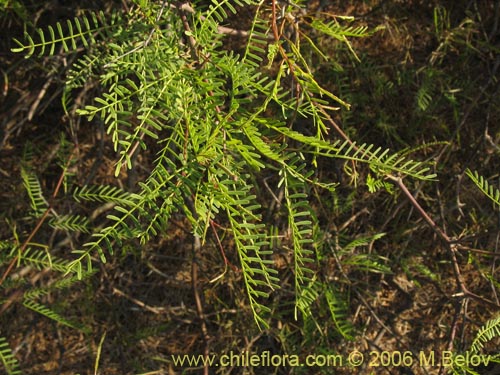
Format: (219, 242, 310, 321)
(191, 234, 210, 375)
(387, 174, 500, 310)
(0, 147, 78, 287)
(319, 77, 500, 310)
(112, 287, 165, 314)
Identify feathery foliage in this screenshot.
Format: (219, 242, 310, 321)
(466, 170, 500, 208)
(449, 316, 500, 375)
(470, 316, 500, 354)
(9, 0, 435, 332)
(11, 10, 118, 57)
(4, 1, 500, 373)
(0, 337, 21, 375)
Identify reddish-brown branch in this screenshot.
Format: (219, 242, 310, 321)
(387, 175, 500, 310)
(0, 146, 77, 287)
(210, 219, 239, 273)
(318, 85, 499, 309)
(271, 0, 299, 95)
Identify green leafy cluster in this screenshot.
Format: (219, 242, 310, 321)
(5, 0, 437, 335)
(450, 316, 500, 375)
(0, 337, 21, 375)
(466, 170, 500, 208)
